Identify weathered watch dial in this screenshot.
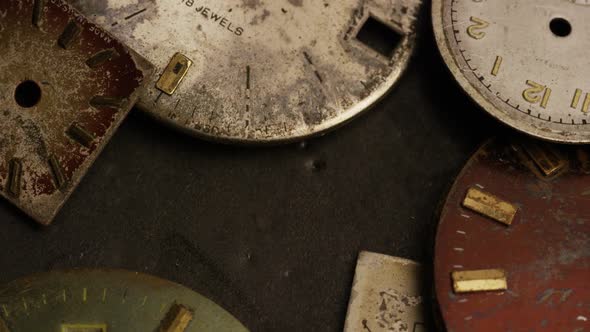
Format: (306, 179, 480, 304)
(71, 0, 422, 144)
(435, 138, 590, 331)
(0, 0, 153, 224)
(433, 0, 590, 143)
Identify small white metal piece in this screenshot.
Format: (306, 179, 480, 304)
(343, 251, 428, 332)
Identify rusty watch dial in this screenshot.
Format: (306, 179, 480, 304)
(434, 138, 590, 331)
(0, 0, 153, 225)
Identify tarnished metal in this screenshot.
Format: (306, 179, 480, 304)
(433, 0, 590, 143)
(343, 252, 429, 332)
(435, 138, 590, 331)
(157, 53, 193, 96)
(71, 0, 422, 144)
(0, 0, 153, 225)
(0, 270, 249, 332)
(517, 140, 569, 178)
(159, 303, 194, 332)
(462, 187, 517, 226)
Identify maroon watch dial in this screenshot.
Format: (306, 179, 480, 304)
(435, 138, 590, 331)
(0, 0, 153, 225)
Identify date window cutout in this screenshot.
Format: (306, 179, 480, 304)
(156, 53, 193, 95)
(61, 324, 107, 332)
(355, 15, 402, 58)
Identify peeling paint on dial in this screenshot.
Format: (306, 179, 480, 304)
(0, 0, 153, 225)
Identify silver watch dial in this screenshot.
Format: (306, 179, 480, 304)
(433, 0, 590, 143)
(72, 0, 422, 144)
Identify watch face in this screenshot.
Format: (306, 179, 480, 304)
(434, 138, 590, 331)
(0, 270, 249, 332)
(433, 0, 590, 143)
(0, 0, 153, 225)
(70, 0, 422, 144)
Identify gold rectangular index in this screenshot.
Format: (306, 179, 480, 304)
(462, 187, 517, 226)
(61, 324, 106, 332)
(452, 269, 507, 294)
(522, 142, 567, 177)
(491, 55, 502, 76)
(156, 53, 193, 95)
(159, 303, 194, 332)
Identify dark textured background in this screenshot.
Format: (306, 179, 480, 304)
(0, 10, 499, 332)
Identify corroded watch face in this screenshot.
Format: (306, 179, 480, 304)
(0, 0, 153, 225)
(434, 138, 590, 331)
(0, 270, 249, 332)
(433, 0, 590, 143)
(71, 0, 422, 144)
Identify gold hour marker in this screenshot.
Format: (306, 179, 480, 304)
(462, 187, 517, 226)
(156, 53, 193, 95)
(491, 56, 502, 76)
(572, 89, 590, 113)
(58, 21, 82, 49)
(467, 16, 489, 40)
(32, 0, 45, 28)
(523, 80, 551, 109)
(7, 159, 23, 197)
(49, 155, 66, 189)
(520, 142, 567, 177)
(572, 89, 582, 108)
(90, 96, 126, 110)
(452, 269, 507, 294)
(86, 49, 119, 68)
(541, 87, 552, 109)
(159, 303, 194, 332)
(67, 123, 95, 148)
(61, 324, 107, 332)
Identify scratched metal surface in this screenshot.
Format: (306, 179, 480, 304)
(434, 139, 590, 331)
(0, 12, 498, 332)
(70, 0, 422, 144)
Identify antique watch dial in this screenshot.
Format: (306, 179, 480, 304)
(71, 0, 422, 144)
(433, 0, 590, 143)
(434, 138, 590, 331)
(0, 270, 249, 332)
(0, 0, 153, 225)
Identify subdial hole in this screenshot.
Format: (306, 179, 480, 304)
(550, 18, 572, 37)
(14, 80, 42, 108)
